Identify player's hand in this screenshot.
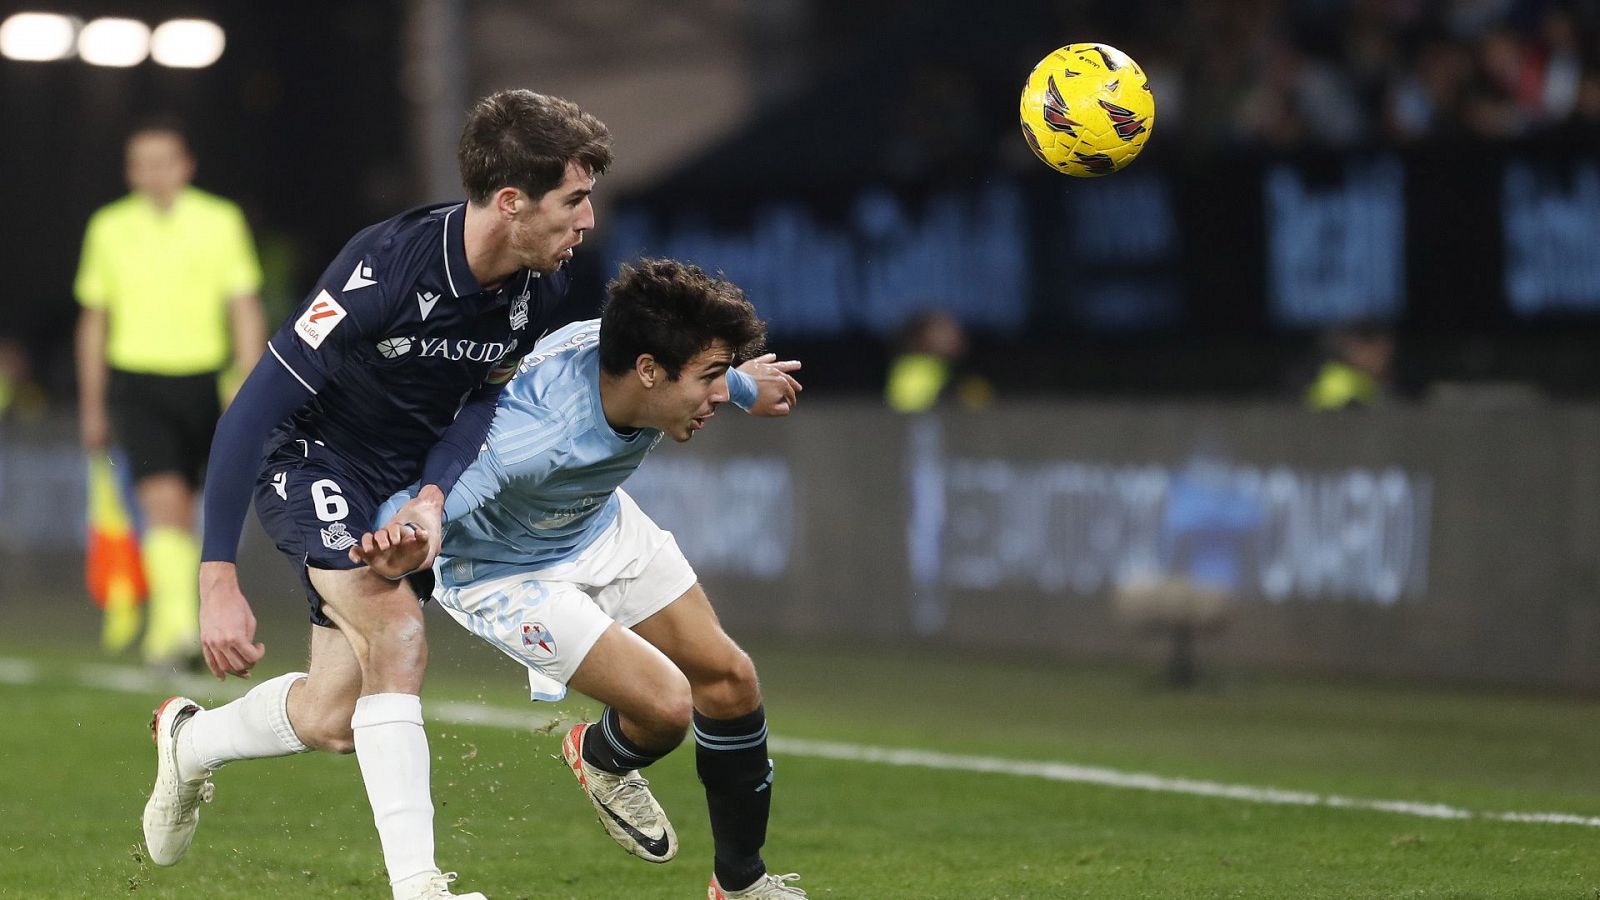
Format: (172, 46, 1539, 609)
(80, 405, 109, 451)
(349, 484, 445, 578)
(738, 353, 803, 417)
(198, 561, 266, 680)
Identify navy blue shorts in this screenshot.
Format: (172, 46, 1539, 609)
(253, 439, 433, 627)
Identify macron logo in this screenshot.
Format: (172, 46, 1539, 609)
(417, 290, 441, 321)
(343, 261, 377, 291)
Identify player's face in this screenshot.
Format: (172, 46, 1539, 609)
(510, 160, 596, 273)
(654, 342, 734, 443)
(125, 131, 194, 208)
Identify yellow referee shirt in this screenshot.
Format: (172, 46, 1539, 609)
(74, 187, 261, 375)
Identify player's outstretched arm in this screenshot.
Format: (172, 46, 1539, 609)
(735, 353, 803, 417)
(349, 485, 445, 579)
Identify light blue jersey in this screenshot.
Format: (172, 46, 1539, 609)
(416, 318, 756, 588)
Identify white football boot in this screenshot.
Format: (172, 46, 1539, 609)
(708, 873, 808, 899)
(561, 722, 678, 862)
(391, 870, 487, 899)
(141, 696, 213, 865)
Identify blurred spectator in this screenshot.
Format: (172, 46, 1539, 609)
(1304, 322, 1396, 411)
(0, 338, 47, 423)
(74, 121, 265, 667)
(885, 309, 993, 413)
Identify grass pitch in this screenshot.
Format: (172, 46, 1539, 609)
(1, 610, 1598, 899)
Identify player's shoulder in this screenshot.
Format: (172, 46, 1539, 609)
(86, 194, 142, 229)
(502, 321, 601, 414)
(343, 202, 458, 260)
(181, 187, 244, 216)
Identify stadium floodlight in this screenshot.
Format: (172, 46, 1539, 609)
(151, 19, 224, 68)
(77, 17, 149, 67)
(0, 12, 78, 62)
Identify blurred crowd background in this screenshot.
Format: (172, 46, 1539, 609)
(3, 0, 1600, 420)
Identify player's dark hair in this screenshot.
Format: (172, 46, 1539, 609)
(599, 258, 766, 380)
(458, 89, 613, 205)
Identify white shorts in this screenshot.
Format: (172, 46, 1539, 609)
(434, 490, 697, 702)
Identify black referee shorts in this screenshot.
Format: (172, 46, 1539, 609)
(108, 369, 221, 486)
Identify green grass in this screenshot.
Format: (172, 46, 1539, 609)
(2, 612, 1600, 899)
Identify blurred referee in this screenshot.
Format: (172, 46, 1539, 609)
(74, 121, 265, 667)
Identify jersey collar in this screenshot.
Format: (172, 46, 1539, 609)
(440, 204, 484, 298)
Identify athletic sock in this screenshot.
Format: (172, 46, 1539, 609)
(178, 671, 308, 781)
(352, 693, 437, 885)
(581, 705, 674, 773)
(140, 526, 200, 661)
(695, 705, 774, 893)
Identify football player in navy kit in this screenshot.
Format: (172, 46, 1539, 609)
(138, 90, 611, 900)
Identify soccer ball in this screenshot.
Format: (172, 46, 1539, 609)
(1019, 43, 1155, 177)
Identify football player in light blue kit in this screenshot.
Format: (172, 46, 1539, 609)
(356, 259, 808, 899)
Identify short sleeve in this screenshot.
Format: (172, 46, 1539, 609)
(74, 212, 109, 310)
(220, 204, 263, 297)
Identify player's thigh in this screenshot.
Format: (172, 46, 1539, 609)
(309, 565, 426, 653)
(434, 571, 678, 709)
(631, 583, 750, 688)
(254, 446, 389, 630)
(568, 622, 690, 724)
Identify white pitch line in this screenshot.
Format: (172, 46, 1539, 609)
(10, 657, 1600, 830)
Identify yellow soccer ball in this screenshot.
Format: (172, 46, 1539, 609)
(1019, 42, 1155, 177)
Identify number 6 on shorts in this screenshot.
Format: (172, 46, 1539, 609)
(310, 478, 349, 522)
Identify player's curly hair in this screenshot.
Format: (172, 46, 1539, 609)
(458, 89, 613, 204)
(599, 258, 767, 379)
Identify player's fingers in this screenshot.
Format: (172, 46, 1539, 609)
(215, 643, 249, 678)
(202, 644, 225, 680)
(749, 352, 776, 364)
(243, 641, 266, 666)
(773, 359, 802, 373)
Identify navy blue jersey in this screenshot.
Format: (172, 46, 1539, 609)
(266, 202, 566, 498)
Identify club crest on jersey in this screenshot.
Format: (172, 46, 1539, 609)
(320, 522, 357, 551)
(521, 622, 556, 660)
(294, 290, 347, 349)
(510, 288, 530, 330)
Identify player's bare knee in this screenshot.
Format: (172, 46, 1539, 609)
(652, 669, 696, 735)
(692, 649, 762, 718)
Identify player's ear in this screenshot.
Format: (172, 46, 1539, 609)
(494, 187, 523, 218)
(634, 353, 659, 388)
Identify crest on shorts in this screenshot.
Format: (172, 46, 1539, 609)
(320, 522, 357, 551)
(521, 622, 556, 660)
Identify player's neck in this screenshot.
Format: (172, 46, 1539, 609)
(598, 372, 646, 434)
(461, 202, 520, 288)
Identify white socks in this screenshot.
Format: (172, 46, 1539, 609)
(178, 672, 309, 781)
(352, 692, 437, 887)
